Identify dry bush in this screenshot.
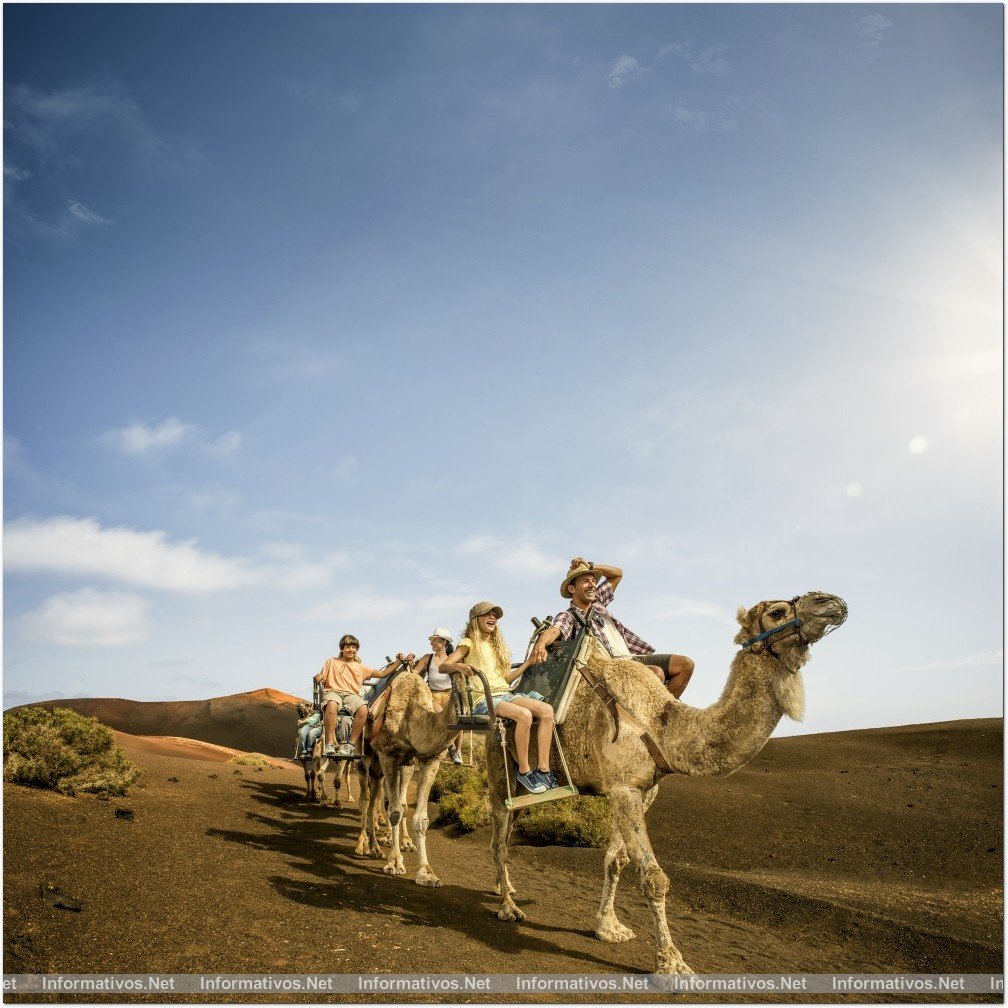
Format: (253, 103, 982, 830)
(229, 753, 277, 769)
(3, 706, 140, 796)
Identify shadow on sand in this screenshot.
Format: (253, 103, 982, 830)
(206, 776, 622, 969)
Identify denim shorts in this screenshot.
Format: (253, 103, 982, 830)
(472, 693, 514, 716)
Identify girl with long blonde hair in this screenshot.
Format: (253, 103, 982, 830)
(442, 600, 557, 795)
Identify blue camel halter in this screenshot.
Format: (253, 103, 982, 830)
(741, 597, 806, 655)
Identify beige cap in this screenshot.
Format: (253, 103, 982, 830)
(469, 600, 504, 620)
(561, 561, 597, 599)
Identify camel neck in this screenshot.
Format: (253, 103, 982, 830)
(666, 651, 786, 776)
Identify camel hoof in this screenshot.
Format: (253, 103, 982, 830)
(655, 958, 693, 975)
(401, 838, 417, 852)
(383, 861, 407, 876)
(596, 922, 636, 943)
(416, 869, 442, 888)
(497, 904, 525, 922)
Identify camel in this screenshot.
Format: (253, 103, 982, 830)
(295, 707, 355, 807)
(356, 668, 466, 885)
(299, 739, 354, 807)
(486, 590, 848, 975)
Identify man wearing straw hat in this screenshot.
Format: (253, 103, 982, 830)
(530, 557, 694, 698)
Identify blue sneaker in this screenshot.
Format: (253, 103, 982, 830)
(535, 770, 560, 791)
(516, 770, 547, 794)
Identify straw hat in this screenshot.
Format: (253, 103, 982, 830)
(429, 627, 454, 644)
(561, 561, 597, 599)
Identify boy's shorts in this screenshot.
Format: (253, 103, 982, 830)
(321, 690, 366, 715)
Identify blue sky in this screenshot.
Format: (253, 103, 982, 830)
(4, 4, 1002, 736)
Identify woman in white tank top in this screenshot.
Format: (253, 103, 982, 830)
(415, 628, 463, 764)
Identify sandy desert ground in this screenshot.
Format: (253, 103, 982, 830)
(2, 702, 1002, 1004)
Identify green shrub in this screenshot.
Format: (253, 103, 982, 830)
(514, 795, 611, 848)
(3, 706, 140, 797)
(432, 747, 490, 831)
(430, 734, 610, 847)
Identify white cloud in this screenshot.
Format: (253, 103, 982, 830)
(19, 588, 151, 647)
(658, 41, 730, 75)
(251, 337, 342, 385)
(669, 103, 738, 133)
(102, 417, 241, 457)
(670, 104, 709, 130)
(68, 201, 110, 225)
(5, 80, 195, 165)
(454, 535, 561, 579)
(857, 14, 894, 48)
(334, 455, 358, 481)
(894, 651, 1002, 674)
(185, 488, 243, 513)
(208, 431, 242, 455)
(5, 514, 357, 597)
(606, 55, 646, 90)
(5, 80, 198, 240)
(630, 593, 736, 627)
(106, 417, 194, 454)
(4, 516, 257, 593)
(305, 588, 473, 625)
(256, 541, 350, 591)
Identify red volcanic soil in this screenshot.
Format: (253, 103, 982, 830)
(21, 688, 302, 757)
(2, 717, 1002, 1003)
(109, 731, 247, 763)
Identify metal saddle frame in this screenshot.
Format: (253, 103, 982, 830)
(490, 615, 584, 810)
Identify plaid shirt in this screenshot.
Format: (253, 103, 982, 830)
(551, 578, 654, 657)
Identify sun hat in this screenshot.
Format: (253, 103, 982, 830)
(469, 600, 504, 620)
(429, 627, 454, 643)
(561, 561, 598, 599)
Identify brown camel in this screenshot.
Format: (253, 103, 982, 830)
(298, 738, 354, 807)
(486, 590, 848, 974)
(356, 668, 467, 885)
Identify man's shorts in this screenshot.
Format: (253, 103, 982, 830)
(321, 690, 366, 715)
(632, 654, 676, 675)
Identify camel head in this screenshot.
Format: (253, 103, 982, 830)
(733, 591, 848, 721)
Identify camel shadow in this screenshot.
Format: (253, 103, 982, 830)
(207, 782, 628, 970)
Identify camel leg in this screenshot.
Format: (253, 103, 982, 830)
(410, 757, 443, 887)
(398, 761, 416, 852)
(490, 791, 523, 921)
(355, 761, 384, 857)
(596, 783, 658, 940)
(316, 759, 328, 805)
(595, 824, 635, 943)
(380, 757, 407, 876)
(331, 759, 344, 808)
(610, 786, 691, 975)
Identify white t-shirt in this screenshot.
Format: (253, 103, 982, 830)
(426, 654, 453, 692)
